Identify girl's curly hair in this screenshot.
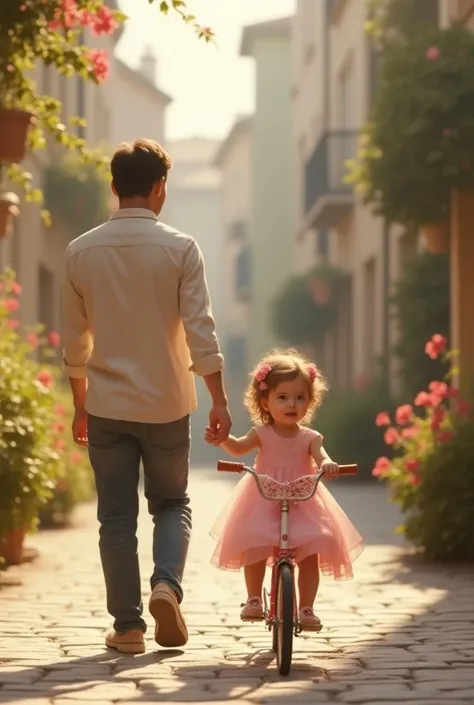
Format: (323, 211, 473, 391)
(244, 348, 329, 426)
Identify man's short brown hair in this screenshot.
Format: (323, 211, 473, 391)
(110, 139, 172, 199)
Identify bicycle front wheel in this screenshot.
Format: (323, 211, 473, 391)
(273, 561, 294, 675)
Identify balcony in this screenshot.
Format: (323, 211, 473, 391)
(304, 131, 356, 231)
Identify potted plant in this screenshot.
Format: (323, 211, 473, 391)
(308, 263, 344, 305)
(0, 268, 61, 566)
(272, 265, 343, 345)
(0, 190, 20, 239)
(0, 109, 36, 164)
(44, 156, 110, 237)
(347, 26, 474, 249)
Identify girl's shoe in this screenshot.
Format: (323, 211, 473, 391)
(299, 606, 322, 632)
(240, 596, 264, 621)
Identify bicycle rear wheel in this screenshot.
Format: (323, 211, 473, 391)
(273, 561, 294, 675)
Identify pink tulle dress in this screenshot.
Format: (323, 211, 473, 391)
(210, 426, 364, 580)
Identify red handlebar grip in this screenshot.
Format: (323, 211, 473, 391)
(217, 460, 245, 473)
(338, 464, 358, 476)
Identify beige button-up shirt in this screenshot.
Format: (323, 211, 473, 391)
(61, 208, 224, 424)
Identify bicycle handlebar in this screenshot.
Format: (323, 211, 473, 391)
(217, 460, 358, 476)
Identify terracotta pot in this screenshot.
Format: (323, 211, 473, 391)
(0, 108, 35, 164)
(420, 222, 450, 254)
(310, 276, 332, 305)
(0, 527, 26, 566)
(0, 193, 20, 238)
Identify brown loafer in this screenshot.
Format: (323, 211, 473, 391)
(149, 582, 188, 648)
(105, 629, 145, 654)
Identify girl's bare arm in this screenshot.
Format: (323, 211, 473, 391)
(219, 428, 260, 456)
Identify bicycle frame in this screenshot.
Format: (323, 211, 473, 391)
(217, 460, 357, 634)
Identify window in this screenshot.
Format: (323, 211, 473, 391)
(235, 247, 251, 302)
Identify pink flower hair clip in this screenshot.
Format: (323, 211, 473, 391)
(255, 363, 272, 391)
(308, 364, 318, 381)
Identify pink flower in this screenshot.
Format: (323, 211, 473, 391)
(259, 382, 268, 391)
(308, 364, 318, 380)
(372, 456, 390, 478)
(3, 297, 19, 313)
(52, 421, 65, 433)
(6, 319, 19, 330)
(56, 404, 66, 416)
(55, 438, 65, 450)
(37, 370, 54, 388)
(426, 46, 440, 60)
(91, 5, 118, 35)
(429, 380, 449, 401)
(48, 331, 61, 348)
(87, 49, 109, 82)
(255, 364, 272, 382)
(375, 412, 391, 427)
(409, 474, 421, 485)
(70, 450, 82, 463)
(395, 404, 413, 426)
(27, 332, 40, 348)
(11, 282, 22, 295)
(425, 334, 447, 360)
(384, 427, 399, 446)
(401, 425, 419, 440)
(406, 458, 421, 473)
(414, 391, 434, 408)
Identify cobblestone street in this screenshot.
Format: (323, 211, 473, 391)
(1, 470, 474, 705)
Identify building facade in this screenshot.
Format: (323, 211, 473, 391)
(291, 0, 418, 391)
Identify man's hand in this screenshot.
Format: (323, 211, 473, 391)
(206, 403, 232, 445)
(72, 407, 88, 446)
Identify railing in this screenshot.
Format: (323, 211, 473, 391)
(304, 131, 356, 215)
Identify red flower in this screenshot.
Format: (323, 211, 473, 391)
(425, 334, 447, 360)
(55, 438, 65, 450)
(409, 474, 421, 485)
(56, 404, 66, 416)
(70, 450, 82, 463)
(11, 282, 22, 295)
(438, 431, 453, 444)
(3, 297, 20, 313)
(429, 381, 449, 405)
(48, 331, 61, 348)
(52, 421, 65, 434)
(372, 456, 390, 477)
(395, 404, 413, 426)
(456, 399, 472, 417)
(425, 46, 440, 60)
(27, 332, 40, 348)
(406, 458, 421, 473)
(384, 427, 399, 446)
(414, 391, 433, 408)
(6, 319, 19, 330)
(431, 407, 445, 432)
(87, 49, 109, 82)
(401, 424, 419, 440)
(91, 5, 118, 35)
(375, 412, 391, 427)
(37, 370, 54, 388)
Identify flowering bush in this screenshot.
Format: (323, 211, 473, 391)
(373, 334, 474, 560)
(347, 26, 474, 227)
(0, 268, 93, 547)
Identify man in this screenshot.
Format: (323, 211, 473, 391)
(61, 139, 232, 654)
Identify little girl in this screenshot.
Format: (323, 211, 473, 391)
(206, 349, 363, 631)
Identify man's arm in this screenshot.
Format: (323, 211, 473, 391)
(179, 239, 231, 441)
(61, 250, 93, 445)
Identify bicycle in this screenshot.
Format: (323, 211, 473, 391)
(217, 459, 358, 676)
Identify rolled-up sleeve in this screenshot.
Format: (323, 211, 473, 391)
(179, 239, 224, 377)
(61, 249, 93, 379)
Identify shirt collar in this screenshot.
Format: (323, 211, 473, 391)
(110, 208, 158, 221)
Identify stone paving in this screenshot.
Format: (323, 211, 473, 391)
(1, 470, 474, 705)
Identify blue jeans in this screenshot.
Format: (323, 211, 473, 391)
(88, 414, 192, 634)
